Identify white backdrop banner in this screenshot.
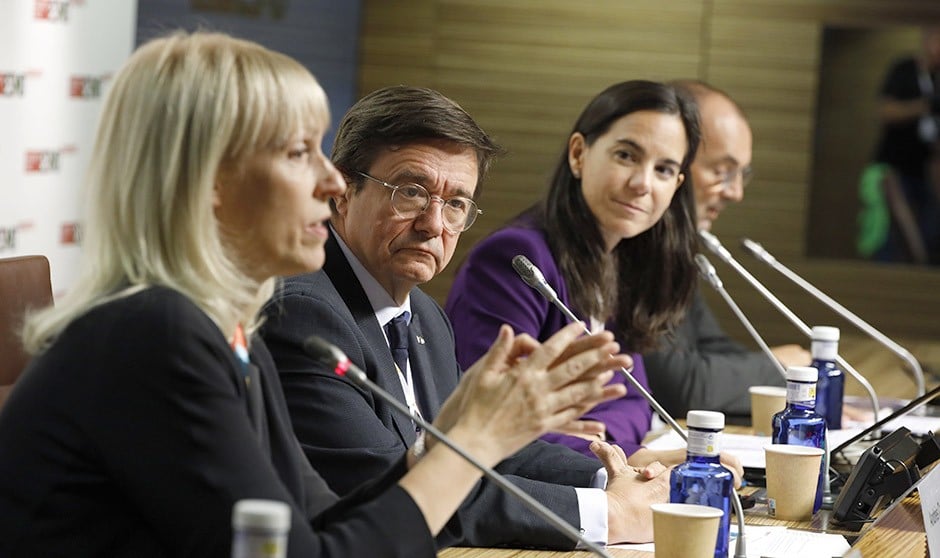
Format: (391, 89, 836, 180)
(0, 0, 136, 296)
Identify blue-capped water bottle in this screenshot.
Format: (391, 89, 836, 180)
(772, 366, 828, 513)
(669, 410, 733, 558)
(811, 326, 844, 430)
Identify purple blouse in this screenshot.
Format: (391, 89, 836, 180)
(445, 220, 653, 458)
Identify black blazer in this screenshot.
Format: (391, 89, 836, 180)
(0, 286, 434, 558)
(644, 289, 786, 417)
(261, 233, 603, 550)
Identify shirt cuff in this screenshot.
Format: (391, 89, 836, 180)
(590, 467, 608, 489)
(574, 487, 608, 547)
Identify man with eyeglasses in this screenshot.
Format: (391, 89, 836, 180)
(260, 85, 669, 550)
(643, 80, 811, 418)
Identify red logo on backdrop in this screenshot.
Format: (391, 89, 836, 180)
(0, 73, 26, 97)
(60, 222, 83, 245)
(0, 227, 17, 252)
(24, 145, 76, 173)
(1, 70, 42, 97)
(69, 74, 109, 98)
(25, 151, 60, 173)
(0, 222, 33, 252)
(34, 0, 70, 21)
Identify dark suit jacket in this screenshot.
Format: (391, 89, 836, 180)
(261, 232, 603, 549)
(643, 289, 786, 417)
(0, 286, 434, 558)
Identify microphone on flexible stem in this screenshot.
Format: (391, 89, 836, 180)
(511, 255, 687, 441)
(302, 335, 613, 558)
(698, 231, 866, 510)
(740, 237, 926, 398)
(699, 231, 881, 424)
(694, 254, 788, 382)
(695, 252, 837, 510)
(511, 255, 748, 558)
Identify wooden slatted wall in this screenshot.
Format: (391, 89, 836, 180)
(357, 0, 940, 344)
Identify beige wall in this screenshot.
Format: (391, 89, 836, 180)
(357, 0, 940, 343)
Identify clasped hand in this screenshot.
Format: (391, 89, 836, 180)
(431, 322, 631, 465)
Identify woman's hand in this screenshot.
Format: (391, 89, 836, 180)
(439, 322, 630, 465)
(559, 420, 607, 441)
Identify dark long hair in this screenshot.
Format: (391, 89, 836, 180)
(536, 80, 700, 352)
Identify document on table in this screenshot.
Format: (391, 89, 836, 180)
(610, 525, 850, 557)
(644, 429, 865, 469)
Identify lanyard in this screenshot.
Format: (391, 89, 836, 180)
(230, 323, 251, 387)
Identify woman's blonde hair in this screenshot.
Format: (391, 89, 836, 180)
(23, 31, 329, 353)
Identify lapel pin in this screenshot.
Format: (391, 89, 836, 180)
(416, 335, 425, 345)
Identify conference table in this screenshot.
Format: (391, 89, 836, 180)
(438, 482, 870, 558)
(438, 462, 927, 558)
(438, 334, 938, 557)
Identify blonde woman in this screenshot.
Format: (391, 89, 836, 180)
(0, 32, 629, 557)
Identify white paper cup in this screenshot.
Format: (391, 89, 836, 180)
(764, 444, 824, 521)
(650, 502, 723, 558)
(749, 386, 787, 436)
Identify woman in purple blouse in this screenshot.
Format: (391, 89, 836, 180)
(446, 81, 699, 465)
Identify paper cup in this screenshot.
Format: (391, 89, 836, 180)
(650, 503, 723, 558)
(764, 444, 824, 521)
(749, 386, 787, 436)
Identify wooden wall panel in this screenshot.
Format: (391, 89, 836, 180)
(357, 0, 940, 348)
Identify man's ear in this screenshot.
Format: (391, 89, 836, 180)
(333, 187, 351, 217)
(568, 132, 586, 179)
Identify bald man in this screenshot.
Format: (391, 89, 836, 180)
(643, 81, 810, 418)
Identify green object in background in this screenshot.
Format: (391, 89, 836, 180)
(857, 163, 891, 257)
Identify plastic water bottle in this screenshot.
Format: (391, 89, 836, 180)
(231, 499, 291, 558)
(772, 366, 828, 513)
(669, 410, 734, 558)
(811, 326, 844, 429)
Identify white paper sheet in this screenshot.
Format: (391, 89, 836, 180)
(610, 525, 850, 557)
(919, 464, 940, 557)
(645, 429, 867, 469)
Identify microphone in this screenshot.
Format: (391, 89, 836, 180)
(512, 255, 561, 305)
(511, 255, 748, 558)
(698, 231, 880, 423)
(740, 237, 926, 398)
(694, 254, 787, 381)
(302, 335, 614, 558)
(695, 252, 833, 515)
(512, 255, 684, 440)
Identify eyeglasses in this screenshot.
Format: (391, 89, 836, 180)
(355, 171, 482, 233)
(715, 166, 754, 190)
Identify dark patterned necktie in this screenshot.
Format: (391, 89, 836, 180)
(384, 311, 411, 375)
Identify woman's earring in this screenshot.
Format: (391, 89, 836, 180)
(572, 169, 581, 179)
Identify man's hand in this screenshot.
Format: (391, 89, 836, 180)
(592, 441, 669, 544)
(770, 344, 811, 368)
(627, 447, 744, 488)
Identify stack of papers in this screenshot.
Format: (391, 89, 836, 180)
(646, 429, 867, 469)
(611, 525, 851, 557)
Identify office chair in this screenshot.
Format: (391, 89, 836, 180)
(0, 255, 53, 408)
